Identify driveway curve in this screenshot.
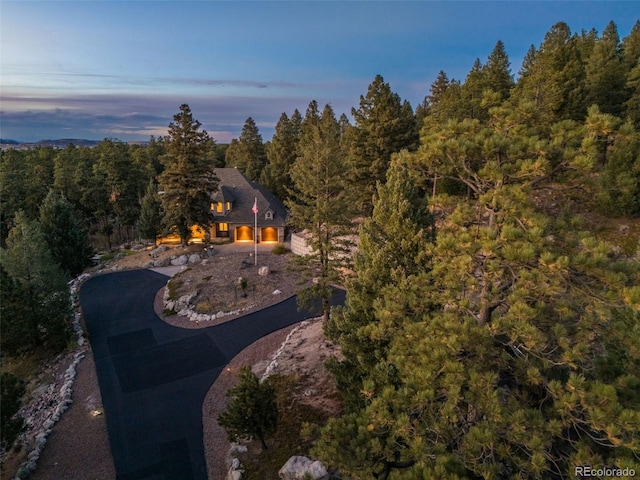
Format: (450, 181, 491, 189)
(80, 269, 345, 480)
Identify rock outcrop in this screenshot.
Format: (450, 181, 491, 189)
(279, 456, 329, 480)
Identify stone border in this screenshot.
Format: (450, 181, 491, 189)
(12, 274, 91, 479)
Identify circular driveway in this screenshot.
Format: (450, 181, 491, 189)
(80, 269, 344, 480)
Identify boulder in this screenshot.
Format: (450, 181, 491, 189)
(188, 253, 202, 264)
(279, 456, 328, 480)
(258, 266, 270, 276)
(153, 258, 171, 267)
(171, 255, 188, 266)
(149, 245, 167, 258)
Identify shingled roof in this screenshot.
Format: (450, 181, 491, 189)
(212, 168, 288, 226)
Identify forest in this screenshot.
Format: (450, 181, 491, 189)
(1, 19, 640, 477)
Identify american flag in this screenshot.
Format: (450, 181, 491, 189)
(252, 198, 258, 214)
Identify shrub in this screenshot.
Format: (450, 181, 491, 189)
(272, 243, 289, 255)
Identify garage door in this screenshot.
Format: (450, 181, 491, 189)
(236, 226, 253, 241)
(261, 227, 278, 242)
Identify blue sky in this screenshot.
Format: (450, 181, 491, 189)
(1, 1, 638, 143)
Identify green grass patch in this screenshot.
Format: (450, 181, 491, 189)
(235, 374, 332, 479)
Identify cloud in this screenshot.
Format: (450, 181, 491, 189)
(0, 91, 344, 143)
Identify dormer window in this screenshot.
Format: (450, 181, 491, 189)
(226, 201, 232, 211)
(265, 210, 274, 220)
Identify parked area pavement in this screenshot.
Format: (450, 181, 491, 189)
(80, 269, 345, 480)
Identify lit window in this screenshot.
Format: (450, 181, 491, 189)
(216, 202, 223, 213)
(218, 223, 229, 232)
(226, 201, 231, 211)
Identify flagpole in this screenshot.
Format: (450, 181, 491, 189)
(254, 196, 258, 265)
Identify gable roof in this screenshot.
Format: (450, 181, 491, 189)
(212, 168, 288, 226)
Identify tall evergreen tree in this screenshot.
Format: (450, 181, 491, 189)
(585, 21, 627, 116)
(218, 366, 278, 450)
(138, 180, 162, 245)
(462, 58, 488, 120)
(348, 75, 418, 213)
(225, 117, 267, 182)
(513, 22, 587, 124)
(625, 59, 640, 128)
(622, 20, 640, 70)
(325, 155, 436, 410)
(422, 70, 465, 123)
(315, 102, 640, 479)
(261, 110, 302, 201)
(94, 139, 144, 228)
(483, 40, 514, 102)
(39, 190, 92, 277)
(158, 104, 218, 245)
(287, 102, 355, 321)
(1, 212, 71, 350)
(0, 264, 30, 355)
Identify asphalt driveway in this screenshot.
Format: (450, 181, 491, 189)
(80, 269, 345, 480)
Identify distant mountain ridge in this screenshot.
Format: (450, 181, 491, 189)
(0, 138, 151, 149)
(1, 138, 101, 147)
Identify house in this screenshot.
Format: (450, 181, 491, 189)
(207, 167, 288, 243)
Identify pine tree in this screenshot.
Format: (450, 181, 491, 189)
(1, 212, 71, 350)
(158, 104, 219, 245)
(261, 110, 302, 201)
(423, 70, 465, 123)
(138, 180, 162, 245)
(325, 155, 436, 410)
(225, 117, 267, 182)
(287, 102, 355, 321)
(585, 21, 627, 116)
(461, 58, 487, 120)
(483, 40, 514, 102)
(315, 102, 640, 479)
(94, 139, 144, 228)
(217, 366, 278, 450)
(0, 264, 30, 355)
(622, 20, 640, 70)
(625, 59, 640, 128)
(39, 190, 92, 277)
(513, 22, 587, 124)
(348, 75, 418, 213)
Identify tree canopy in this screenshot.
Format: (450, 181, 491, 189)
(158, 104, 219, 245)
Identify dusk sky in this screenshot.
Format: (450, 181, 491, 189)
(1, 1, 638, 143)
